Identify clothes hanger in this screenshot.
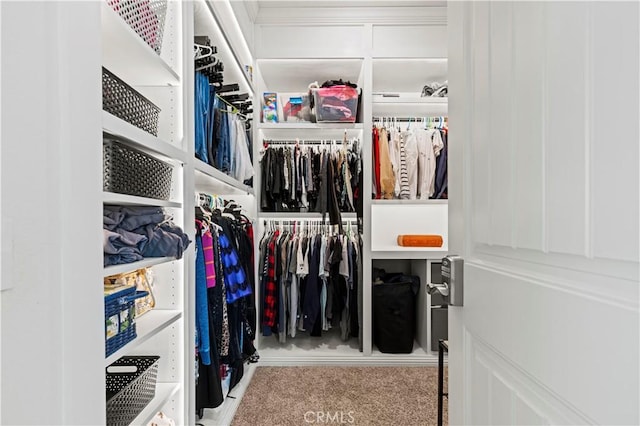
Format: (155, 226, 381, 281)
(194, 43, 213, 60)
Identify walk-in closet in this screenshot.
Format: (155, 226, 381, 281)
(1, 1, 450, 425)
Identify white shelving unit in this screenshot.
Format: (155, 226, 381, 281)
(101, 1, 189, 425)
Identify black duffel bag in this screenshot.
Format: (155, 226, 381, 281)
(372, 270, 420, 354)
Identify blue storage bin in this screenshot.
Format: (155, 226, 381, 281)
(104, 283, 149, 357)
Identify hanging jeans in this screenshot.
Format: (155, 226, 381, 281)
(217, 111, 231, 172)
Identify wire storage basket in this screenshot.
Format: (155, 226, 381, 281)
(106, 0, 167, 55)
(103, 67, 161, 136)
(106, 356, 160, 426)
(103, 139, 173, 200)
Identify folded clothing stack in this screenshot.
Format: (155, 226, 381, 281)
(103, 205, 191, 266)
(421, 81, 448, 98)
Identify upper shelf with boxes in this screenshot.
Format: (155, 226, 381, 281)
(256, 59, 365, 133)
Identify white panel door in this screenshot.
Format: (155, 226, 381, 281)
(448, 2, 639, 425)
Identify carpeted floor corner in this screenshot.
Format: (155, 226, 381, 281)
(232, 366, 448, 426)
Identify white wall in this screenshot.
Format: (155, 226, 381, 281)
(1, 2, 104, 425)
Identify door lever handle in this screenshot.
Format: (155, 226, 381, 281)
(427, 282, 449, 297)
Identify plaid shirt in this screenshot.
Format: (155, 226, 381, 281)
(262, 230, 279, 327)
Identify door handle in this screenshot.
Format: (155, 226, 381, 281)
(427, 282, 449, 297)
(442, 255, 464, 306)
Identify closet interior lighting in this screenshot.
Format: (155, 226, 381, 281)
(202, 0, 254, 97)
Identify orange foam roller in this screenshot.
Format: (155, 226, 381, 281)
(396, 234, 443, 247)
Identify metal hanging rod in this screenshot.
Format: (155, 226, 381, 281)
(263, 218, 358, 223)
(372, 116, 448, 122)
(264, 139, 359, 145)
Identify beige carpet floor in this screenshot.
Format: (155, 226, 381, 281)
(232, 366, 448, 426)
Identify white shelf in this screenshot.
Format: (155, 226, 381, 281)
(370, 344, 439, 366)
(105, 310, 183, 366)
(103, 192, 182, 208)
(259, 122, 363, 130)
(103, 112, 187, 163)
(130, 383, 181, 426)
(194, 0, 254, 96)
(101, 2, 180, 86)
(371, 199, 448, 205)
(373, 58, 447, 93)
(371, 249, 448, 260)
(194, 160, 254, 195)
(256, 58, 364, 92)
(372, 96, 448, 116)
(103, 257, 177, 277)
(259, 122, 364, 140)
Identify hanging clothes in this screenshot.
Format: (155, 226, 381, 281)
(259, 222, 362, 346)
(194, 71, 254, 185)
(372, 119, 448, 200)
(195, 199, 257, 412)
(259, 142, 362, 216)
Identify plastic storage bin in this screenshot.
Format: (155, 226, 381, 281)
(372, 274, 419, 353)
(106, 355, 160, 426)
(103, 139, 173, 200)
(313, 86, 359, 122)
(102, 67, 161, 136)
(104, 283, 149, 357)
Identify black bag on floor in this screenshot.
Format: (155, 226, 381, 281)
(372, 273, 419, 354)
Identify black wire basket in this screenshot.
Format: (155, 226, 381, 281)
(106, 356, 160, 426)
(103, 67, 161, 136)
(103, 139, 173, 200)
(106, 0, 167, 55)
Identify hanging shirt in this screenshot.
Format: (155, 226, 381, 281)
(262, 230, 279, 328)
(378, 128, 396, 199)
(233, 119, 254, 183)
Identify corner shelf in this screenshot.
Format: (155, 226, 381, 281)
(101, 1, 180, 86)
(105, 310, 183, 366)
(103, 112, 187, 163)
(194, 160, 254, 195)
(129, 383, 181, 426)
(103, 192, 182, 208)
(103, 257, 177, 277)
